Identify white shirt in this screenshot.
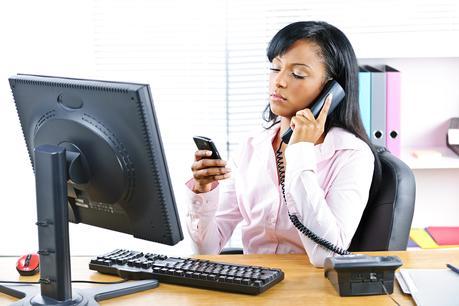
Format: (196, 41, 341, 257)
(185, 124, 374, 267)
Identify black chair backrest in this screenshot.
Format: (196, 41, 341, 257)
(348, 147, 416, 251)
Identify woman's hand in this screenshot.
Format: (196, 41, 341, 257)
(191, 150, 231, 193)
(289, 94, 332, 145)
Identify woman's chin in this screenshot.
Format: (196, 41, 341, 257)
(270, 102, 294, 118)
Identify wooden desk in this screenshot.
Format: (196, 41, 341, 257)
(1, 249, 458, 305)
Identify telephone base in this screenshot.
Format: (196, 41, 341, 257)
(324, 254, 402, 296)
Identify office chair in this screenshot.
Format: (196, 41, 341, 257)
(220, 146, 416, 254)
(348, 146, 415, 251)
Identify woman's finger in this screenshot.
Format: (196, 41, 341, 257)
(212, 173, 231, 181)
(193, 167, 231, 179)
(316, 94, 333, 124)
(296, 108, 315, 121)
(191, 158, 227, 171)
(194, 150, 212, 161)
(194, 173, 231, 186)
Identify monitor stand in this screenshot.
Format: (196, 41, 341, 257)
(0, 144, 158, 305)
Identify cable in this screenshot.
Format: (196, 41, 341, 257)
(275, 141, 351, 255)
(72, 280, 128, 284)
(380, 280, 401, 306)
(0, 281, 40, 284)
(0, 279, 128, 285)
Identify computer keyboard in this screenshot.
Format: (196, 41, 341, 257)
(89, 249, 284, 295)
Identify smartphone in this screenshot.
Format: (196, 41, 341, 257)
(193, 136, 222, 159)
(281, 80, 346, 144)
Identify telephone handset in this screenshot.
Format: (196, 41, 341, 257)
(281, 80, 346, 144)
(275, 79, 350, 255)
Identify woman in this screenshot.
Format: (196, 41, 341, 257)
(185, 21, 380, 267)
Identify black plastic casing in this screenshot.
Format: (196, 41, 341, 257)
(324, 254, 402, 296)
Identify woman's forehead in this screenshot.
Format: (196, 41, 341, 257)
(274, 40, 324, 67)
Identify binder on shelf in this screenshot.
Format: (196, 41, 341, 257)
(364, 66, 386, 147)
(358, 66, 371, 138)
(407, 238, 419, 248)
(409, 228, 439, 249)
(425, 226, 459, 245)
(410, 228, 459, 249)
(382, 65, 401, 157)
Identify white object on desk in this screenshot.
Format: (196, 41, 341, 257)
(395, 268, 459, 306)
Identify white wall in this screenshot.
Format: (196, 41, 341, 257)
(0, 0, 97, 256)
(410, 169, 459, 227)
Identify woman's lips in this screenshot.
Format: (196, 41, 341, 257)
(270, 93, 287, 102)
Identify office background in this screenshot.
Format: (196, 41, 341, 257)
(0, 0, 458, 256)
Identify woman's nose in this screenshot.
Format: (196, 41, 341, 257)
(274, 70, 287, 88)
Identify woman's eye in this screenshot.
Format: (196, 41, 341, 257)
(292, 72, 306, 79)
(269, 67, 306, 79)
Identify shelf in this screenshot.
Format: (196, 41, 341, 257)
(400, 146, 459, 170)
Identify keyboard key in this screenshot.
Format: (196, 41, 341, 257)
(174, 270, 184, 276)
(199, 273, 208, 280)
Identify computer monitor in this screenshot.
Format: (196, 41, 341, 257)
(2, 74, 184, 305)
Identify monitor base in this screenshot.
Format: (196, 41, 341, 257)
(0, 279, 158, 305)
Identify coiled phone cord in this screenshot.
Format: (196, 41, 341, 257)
(275, 141, 351, 255)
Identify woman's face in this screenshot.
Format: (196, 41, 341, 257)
(269, 39, 329, 119)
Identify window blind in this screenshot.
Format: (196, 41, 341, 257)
(90, 0, 228, 255)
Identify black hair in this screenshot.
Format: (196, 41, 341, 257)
(264, 21, 381, 200)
